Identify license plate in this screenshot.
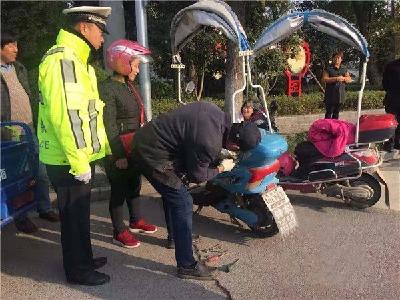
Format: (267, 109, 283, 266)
(262, 186, 298, 237)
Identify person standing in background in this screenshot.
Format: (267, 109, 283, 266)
(37, 3, 112, 286)
(0, 30, 59, 234)
(100, 39, 157, 249)
(382, 57, 400, 151)
(322, 50, 352, 119)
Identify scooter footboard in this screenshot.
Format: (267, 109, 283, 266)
(261, 186, 298, 237)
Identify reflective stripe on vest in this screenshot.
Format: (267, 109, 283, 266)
(88, 99, 100, 153)
(61, 59, 77, 83)
(68, 109, 86, 149)
(61, 59, 85, 148)
(41, 47, 65, 63)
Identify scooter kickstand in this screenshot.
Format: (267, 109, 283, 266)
(194, 205, 203, 215)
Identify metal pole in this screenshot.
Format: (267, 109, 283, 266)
(246, 55, 273, 132)
(135, 0, 152, 120)
(177, 68, 183, 104)
(355, 60, 368, 145)
(307, 68, 325, 93)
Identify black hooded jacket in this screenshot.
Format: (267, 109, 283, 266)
(132, 102, 231, 189)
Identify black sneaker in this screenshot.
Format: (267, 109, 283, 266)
(177, 262, 214, 281)
(67, 270, 110, 286)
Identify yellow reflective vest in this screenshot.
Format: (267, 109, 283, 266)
(37, 29, 110, 176)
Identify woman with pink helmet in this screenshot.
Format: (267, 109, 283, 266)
(99, 39, 157, 249)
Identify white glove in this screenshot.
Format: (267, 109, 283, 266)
(74, 170, 92, 184)
(219, 159, 235, 172)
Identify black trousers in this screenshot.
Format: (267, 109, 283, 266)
(383, 111, 400, 150)
(103, 157, 142, 233)
(325, 103, 341, 119)
(46, 164, 95, 279)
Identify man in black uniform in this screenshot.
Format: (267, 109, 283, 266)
(322, 51, 352, 119)
(132, 101, 261, 280)
(382, 57, 400, 151)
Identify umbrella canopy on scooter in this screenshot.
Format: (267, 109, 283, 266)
(253, 9, 369, 59)
(170, 0, 250, 56)
(253, 9, 370, 144)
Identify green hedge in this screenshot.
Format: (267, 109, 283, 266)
(284, 132, 308, 153)
(272, 90, 385, 116)
(28, 63, 384, 118)
(151, 90, 385, 117)
(152, 97, 225, 116)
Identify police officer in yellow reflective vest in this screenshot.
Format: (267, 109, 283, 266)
(37, 3, 112, 286)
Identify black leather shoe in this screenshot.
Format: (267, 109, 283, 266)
(177, 262, 214, 281)
(39, 210, 59, 222)
(67, 271, 110, 286)
(93, 257, 107, 269)
(15, 217, 38, 234)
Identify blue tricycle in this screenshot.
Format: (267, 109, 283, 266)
(1, 122, 38, 228)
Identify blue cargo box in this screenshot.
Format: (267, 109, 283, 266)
(1, 122, 38, 227)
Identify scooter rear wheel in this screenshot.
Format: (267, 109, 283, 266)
(246, 195, 279, 237)
(348, 173, 381, 209)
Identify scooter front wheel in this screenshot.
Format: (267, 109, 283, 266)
(347, 173, 381, 209)
(246, 195, 279, 237)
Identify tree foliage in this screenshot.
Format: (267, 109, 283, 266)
(1, 1, 66, 70)
(298, 0, 400, 86)
(2, 0, 398, 96)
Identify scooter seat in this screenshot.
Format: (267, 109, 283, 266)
(278, 176, 305, 183)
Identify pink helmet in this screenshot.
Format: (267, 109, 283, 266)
(106, 39, 151, 76)
(277, 152, 296, 176)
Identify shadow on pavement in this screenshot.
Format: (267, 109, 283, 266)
(1, 217, 224, 300)
(91, 195, 252, 246)
(287, 192, 371, 213)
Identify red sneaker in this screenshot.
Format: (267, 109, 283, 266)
(129, 219, 158, 234)
(113, 229, 140, 248)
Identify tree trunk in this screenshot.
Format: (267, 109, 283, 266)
(351, 1, 382, 86)
(225, 1, 246, 122)
(224, 40, 244, 121)
(391, 0, 400, 59)
(196, 65, 205, 101)
(366, 55, 382, 87)
(187, 62, 198, 97)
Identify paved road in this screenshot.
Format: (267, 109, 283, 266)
(2, 177, 399, 299)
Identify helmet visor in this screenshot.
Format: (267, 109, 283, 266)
(134, 54, 153, 63)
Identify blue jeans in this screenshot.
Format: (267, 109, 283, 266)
(162, 200, 174, 241)
(146, 176, 195, 268)
(18, 134, 52, 220)
(35, 160, 52, 213)
(33, 134, 52, 213)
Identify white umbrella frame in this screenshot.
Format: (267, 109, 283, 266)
(253, 9, 370, 143)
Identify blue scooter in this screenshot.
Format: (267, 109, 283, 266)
(190, 128, 297, 237)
